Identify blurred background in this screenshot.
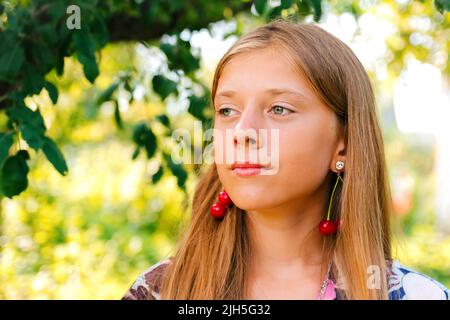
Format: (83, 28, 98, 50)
(0, 0, 449, 299)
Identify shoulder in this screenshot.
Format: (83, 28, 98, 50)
(387, 259, 450, 300)
(121, 258, 172, 300)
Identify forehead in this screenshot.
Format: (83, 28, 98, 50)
(216, 47, 312, 97)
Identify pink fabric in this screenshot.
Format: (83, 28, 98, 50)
(316, 279, 336, 300)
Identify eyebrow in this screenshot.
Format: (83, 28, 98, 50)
(215, 88, 310, 102)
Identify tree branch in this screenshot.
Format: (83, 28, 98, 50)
(106, 1, 253, 42)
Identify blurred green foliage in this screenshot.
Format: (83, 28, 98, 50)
(1, 44, 193, 298)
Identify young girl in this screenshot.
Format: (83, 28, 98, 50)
(122, 20, 449, 300)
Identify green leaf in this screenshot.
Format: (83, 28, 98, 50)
(22, 64, 46, 95)
(308, 0, 322, 21)
(155, 114, 170, 128)
(1, 151, 30, 198)
(47, 1, 67, 24)
(188, 94, 209, 121)
(113, 100, 123, 129)
(152, 75, 178, 100)
(0, 31, 25, 81)
(42, 136, 68, 176)
(77, 52, 99, 83)
(132, 123, 157, 158)
(97, 82, 120, 105)
(0, 132, 14, 165)
(435, 0, 450, 12)
(281, 0, 294, 9)
(6, 7, 27, 32)
(7, 105, 47, 150)
(55, 55, 65, 76)
(254, 0, 268, 15)
(298, 0, 312, 16)
(163, 153, 187, 189)
(44, 81, 59, 104)
(20, 124, 45, 150)
(16, 150, 30, 160)
(131, 146, 140, 160)
(91, 11, 109, 47)
(151, 166, 164, 184)
(73, 30, 96, 59)
(55, 34, 71, 76)
(39, 25, 59, 47)
(73, 31, 99, 83)
(33, 39, 57, 74)
(267, 5, 283, 19)
(160, 39, 200, 75)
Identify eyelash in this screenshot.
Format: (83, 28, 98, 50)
(270, 105, 293, 116)
(217, 105, 293, 117)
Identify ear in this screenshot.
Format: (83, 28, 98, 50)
(330, 132, 346, 174)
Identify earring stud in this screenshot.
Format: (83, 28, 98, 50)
(335, 160, 344, 171)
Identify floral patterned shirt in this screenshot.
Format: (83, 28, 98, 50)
(386, 260, 449, 300)
(121, 258, 450, 300)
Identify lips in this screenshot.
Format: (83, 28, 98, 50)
(230, 161, 268, 177)
(231, 162, 265, 170)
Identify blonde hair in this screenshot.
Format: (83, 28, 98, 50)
(160, 20, 392, 300)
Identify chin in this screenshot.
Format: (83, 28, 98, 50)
(227, 191, 274, 211)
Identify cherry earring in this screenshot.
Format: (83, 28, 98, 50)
(319, 161, 345, 236)
(210, 190, 234, 219)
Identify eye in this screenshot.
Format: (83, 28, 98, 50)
(270, 105, 293, 116)
(217, 107, 238, 117)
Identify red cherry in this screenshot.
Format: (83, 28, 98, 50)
(210, 202, 226, 219)
(319, 219, 336, 236)
(218, 191, 233, 207)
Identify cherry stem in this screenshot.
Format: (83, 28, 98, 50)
(326, 173, 344, 220)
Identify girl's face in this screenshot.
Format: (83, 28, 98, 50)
(213, 47, 345, 211)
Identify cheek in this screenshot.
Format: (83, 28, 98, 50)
(285, 116, 335, 165)
(212, 127, 233, 166)
(276, 123, 334, 191)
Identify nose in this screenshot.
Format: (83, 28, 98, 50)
(233, 106, 263, 149)
(233, 133, 258, 148)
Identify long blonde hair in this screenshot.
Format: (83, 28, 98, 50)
(160, 20, 392, 300)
